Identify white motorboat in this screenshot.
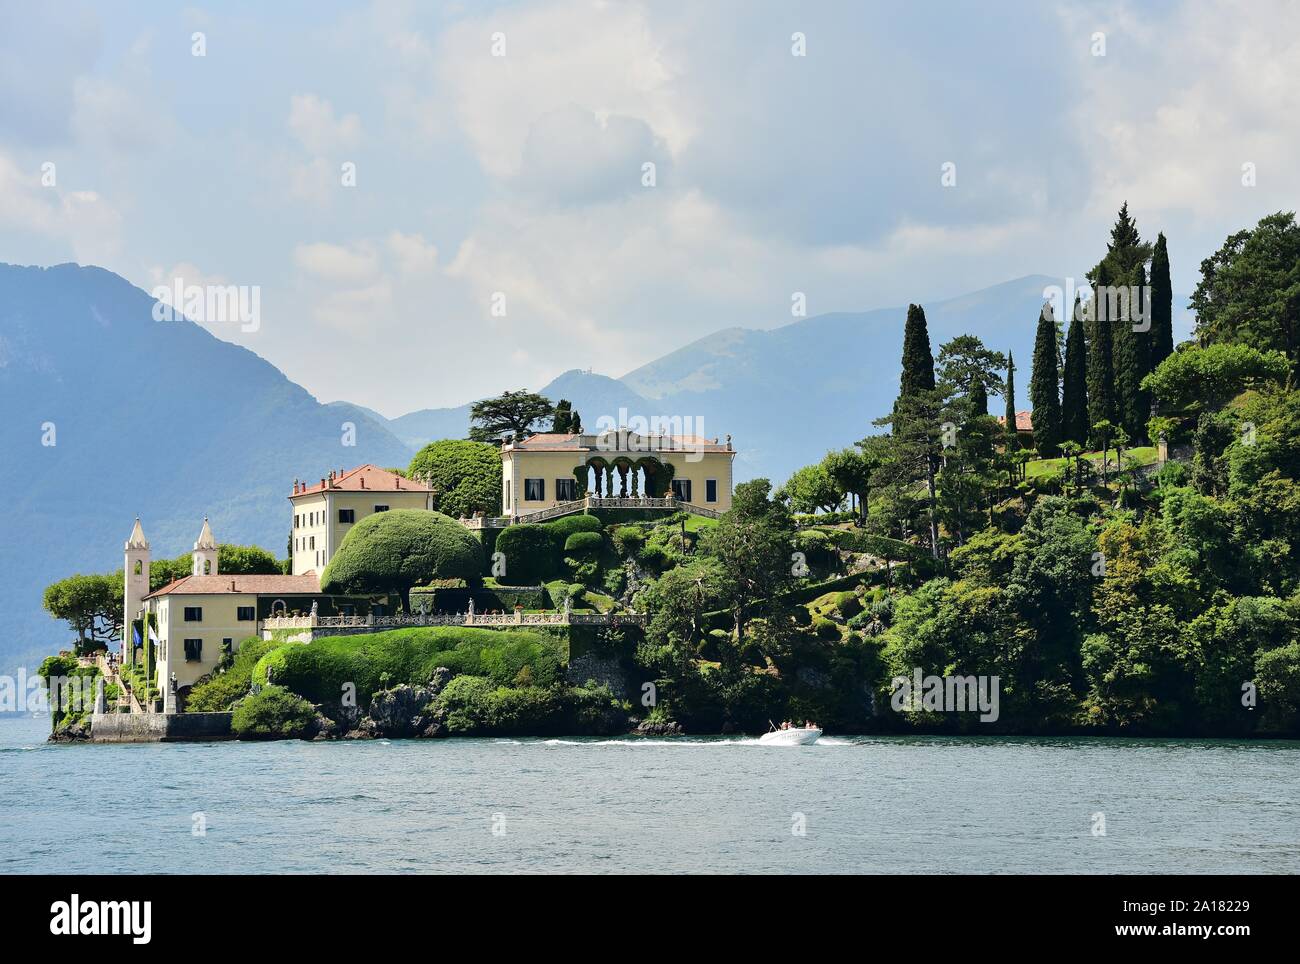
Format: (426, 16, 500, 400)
(758, 726, 822, 746)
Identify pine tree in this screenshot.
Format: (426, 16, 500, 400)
(1003, 351, 1017, 445)
(1149, 232, 1174, 370)
(1029, 305, 1063, 455)
(897, 303, 936, 405)
(1061, 299, 1089, 445)
(1086, 261, 1116, 445)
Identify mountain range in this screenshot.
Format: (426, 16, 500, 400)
(0, 263, 1193, 674)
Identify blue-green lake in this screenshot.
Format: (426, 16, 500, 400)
(3, 715, 1297, 874)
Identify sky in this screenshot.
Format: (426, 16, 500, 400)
(1, 0, 1297, 417)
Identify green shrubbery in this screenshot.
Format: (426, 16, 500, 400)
(564, 530, 603, 555)
(231, 685, 316, 739)
(496, 515, 604, 584)
(185, 637, 277, 712)
(407, 439, 502, 518)
(434, 676, 623, 736)
(254, 626, 564, 707)
(321, 509, 483, 609)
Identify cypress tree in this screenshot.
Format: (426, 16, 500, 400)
(897, 303, 936, 405)
(1061, 299, 1089, 445)
(1112, 262, 1151, 441)
(1149, 232, 1174, 370)
(969, 379, 988, 416)
(1029, 304, 1063, 455)
(1086, 261, 1116, 444)
(1003, 352, 1017, 444)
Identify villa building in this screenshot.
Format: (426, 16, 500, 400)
(501, 429, 736, 518)
(120, 433, 737, 710)
(289, 464, 433, 575)
(124, 519, 331, 706)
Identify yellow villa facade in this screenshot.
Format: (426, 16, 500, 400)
(289, 465, 433, 575)
(501, 430, 736, 519)
(124, 518, 329, 709)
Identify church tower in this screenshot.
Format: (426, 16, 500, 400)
(192, 518, 220, 576)
(123, 519, 151, 666)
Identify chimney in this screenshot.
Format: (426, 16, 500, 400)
(230, 579, 236, 592)
(360, 477, 365, 488)
(320, 478, 326, 489)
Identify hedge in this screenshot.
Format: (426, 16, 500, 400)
(564, 530, 603, 555)
(496, 514, 604, 583)
(253, 626, 565, 707)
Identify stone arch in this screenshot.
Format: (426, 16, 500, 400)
(583, 456, 612, 496)
(634, 456, 668, 497)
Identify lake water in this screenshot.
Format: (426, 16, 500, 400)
(3, 714, 1298, 874)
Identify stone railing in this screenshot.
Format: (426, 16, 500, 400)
(586, 496, 677, 511)
(677, 501, 722, 519)
(459, 515, 511, 529)
(262, 614, 370, 630)
(262, 610, 647, 631)
(516, 498, 590, 523)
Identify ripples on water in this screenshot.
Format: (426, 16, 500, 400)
(2, 715, 1297, 874)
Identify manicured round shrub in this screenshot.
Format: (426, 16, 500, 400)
(231, 685, 316, 740)
(321, 509, 483, 609)
(564, 530, 603, 555)
(543, 514, 602, 547)
(495, 523, 555, 583)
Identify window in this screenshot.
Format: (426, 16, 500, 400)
(309, 536, 315, 549)
(339, 508, 355, 524)
(556, 478, 576, 501)
(672, 479, 692, 502)
(183, 639, 202, 662)
(373, 504, 389, 513)
(294, 514, 299, 528)
(706, 479, 718, 503)
(524, 478, 545, 501)
(237, 606, 255, 621)
(183, 606, 202, 622)
(133, 559, 142, 575)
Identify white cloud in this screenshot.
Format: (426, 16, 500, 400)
(386, 231, 438, 275)
(288, 93, 362, 154)
(435, 0, 690, 178)
(292, 241, 381, 284)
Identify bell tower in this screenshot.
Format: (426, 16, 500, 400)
(192, 517, 220, 576)
(123, 519, 151, 666)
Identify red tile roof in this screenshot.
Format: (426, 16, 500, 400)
(997, 411, 1034, 432)
(510, 432, 733, 453)
(291, 464, 431, 497)
(145, 574, 321, 598)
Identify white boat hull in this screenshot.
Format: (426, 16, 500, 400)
(758, 727, 822, 746)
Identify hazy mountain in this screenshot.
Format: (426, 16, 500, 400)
(0, 263, 414, 674)
(380, 369, 655, 449)
(621, 275, 1196, 482)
